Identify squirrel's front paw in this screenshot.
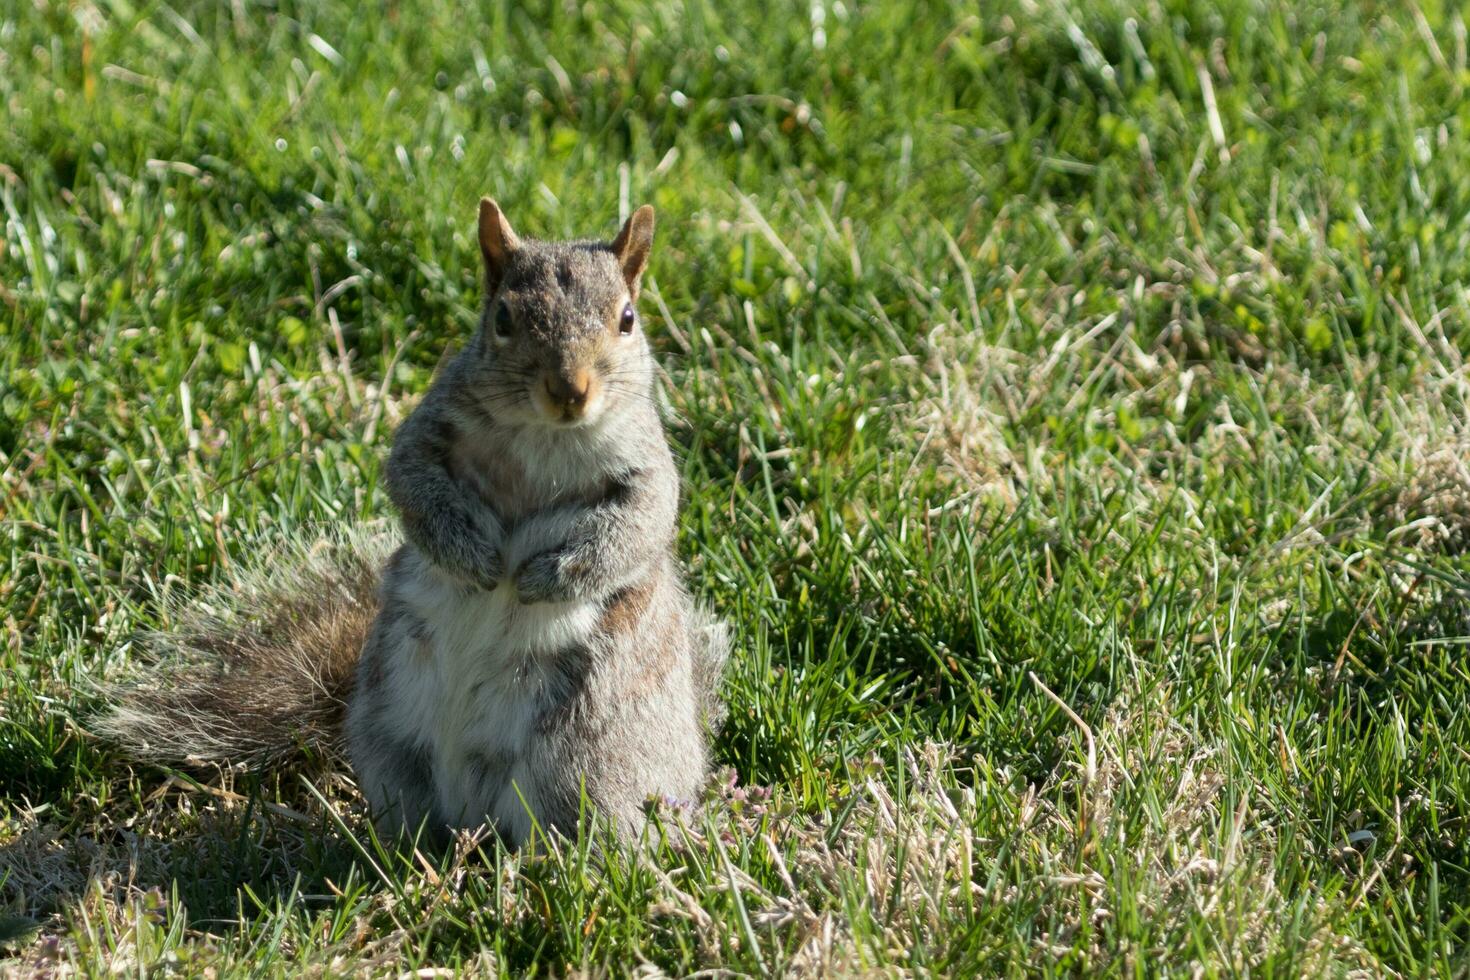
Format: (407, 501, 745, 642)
(441, 538, 503, 592)
(469, 550, 504, 591)
(515, 550, 582, 604)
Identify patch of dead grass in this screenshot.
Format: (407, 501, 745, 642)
(637, 689, 1382, 976)
(913, 315, 1470, 566)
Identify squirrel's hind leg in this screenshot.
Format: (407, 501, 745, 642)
(346, 613, 447, 849)
(354, 732, 448, 849)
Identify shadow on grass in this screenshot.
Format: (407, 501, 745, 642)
(1273, 579, 1470, 919)
(0, 769, 375, 940)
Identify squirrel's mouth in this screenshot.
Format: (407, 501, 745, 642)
(534, 398, 601, 427)
(531, 372, 603, 426)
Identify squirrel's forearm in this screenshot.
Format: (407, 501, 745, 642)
(385, 413, 506, 586)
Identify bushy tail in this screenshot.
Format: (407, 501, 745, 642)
(94, 526, 394, 769)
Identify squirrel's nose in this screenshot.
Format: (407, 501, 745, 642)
(543, 369, 591, 415)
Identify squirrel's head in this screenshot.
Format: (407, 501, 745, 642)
(470, 198, 656, 429)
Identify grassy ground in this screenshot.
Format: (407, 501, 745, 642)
(3, 0, 1470, 974)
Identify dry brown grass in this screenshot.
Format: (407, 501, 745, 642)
(629, 688, 1383, 977)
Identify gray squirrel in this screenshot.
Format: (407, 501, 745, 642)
(98, 200, 729, 848)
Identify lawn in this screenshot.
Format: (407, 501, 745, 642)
(3, 0, 1470, 974)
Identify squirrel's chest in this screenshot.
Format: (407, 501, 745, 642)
(448, 427, 615, 520)
(449, 437, 535, 518)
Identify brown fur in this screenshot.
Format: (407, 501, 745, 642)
(596, 579, 657, 635)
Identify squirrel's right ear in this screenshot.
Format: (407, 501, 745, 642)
(611, 205, 655, 299)
(478, 198, 520, 293)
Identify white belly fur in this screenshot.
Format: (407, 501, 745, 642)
(382, 561, 601, 831)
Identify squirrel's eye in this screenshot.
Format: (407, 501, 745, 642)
(494, 304, 514, 338)
(618, 304, 635, 336)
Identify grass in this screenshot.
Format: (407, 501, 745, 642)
(3, 0, 1470, 973)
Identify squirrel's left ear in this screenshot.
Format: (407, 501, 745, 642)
(611, 205, 655, 298)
